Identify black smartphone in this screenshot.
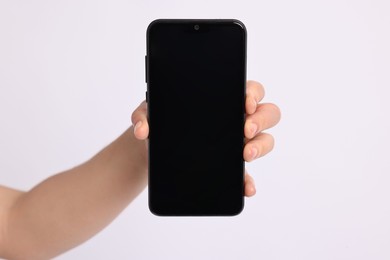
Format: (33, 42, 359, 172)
(146, 19, 246, 216)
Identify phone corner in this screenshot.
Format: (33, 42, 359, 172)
(226, 200, 245, 217)
(231, 19, 247, 33)
(148, 200, 165, 217)
(146, 19, 163, 36)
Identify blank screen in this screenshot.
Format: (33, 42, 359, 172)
(147, 20, 246, 216)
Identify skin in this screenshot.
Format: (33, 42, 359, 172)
(0, 80, 281, 259)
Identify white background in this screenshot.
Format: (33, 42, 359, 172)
(1, 0, 389, 259)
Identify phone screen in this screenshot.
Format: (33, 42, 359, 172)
(147, 20, 246, 216)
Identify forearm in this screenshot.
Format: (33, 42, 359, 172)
(2, 126, 147, 259)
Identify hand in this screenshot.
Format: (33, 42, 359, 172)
(131, 80, 281, 197)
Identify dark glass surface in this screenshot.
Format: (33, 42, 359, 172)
(147, 20, 246, 216)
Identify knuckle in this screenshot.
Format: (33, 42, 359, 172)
(140, 101, 147, 111)
(131, 102, 148, 124)
(131, 110, 138, 123)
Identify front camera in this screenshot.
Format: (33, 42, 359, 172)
(194, 24, 200, 31)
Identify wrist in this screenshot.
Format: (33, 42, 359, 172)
(89, 126, 148, 179)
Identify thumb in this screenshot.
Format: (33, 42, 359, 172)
(131, 101, 149, 140)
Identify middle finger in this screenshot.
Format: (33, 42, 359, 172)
(245, 103, 281, 139)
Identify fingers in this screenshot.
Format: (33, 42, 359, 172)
(131, 101, 149, 140)
(245, 103, 281, 139)
(246, 80, 265, 115)
(245, 171, 256, 197)
(243, 133, 274, 162)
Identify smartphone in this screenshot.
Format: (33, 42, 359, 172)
(146, 19, 246, 216)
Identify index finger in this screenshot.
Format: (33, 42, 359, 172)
(246, 80, 265, 115)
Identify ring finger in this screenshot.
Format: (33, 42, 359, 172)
(243, 132, 275, 162)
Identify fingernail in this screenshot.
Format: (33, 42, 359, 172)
(251, 147, 258, 160)
(250, 123, 257, 136)
(134, 121, 142, 132)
